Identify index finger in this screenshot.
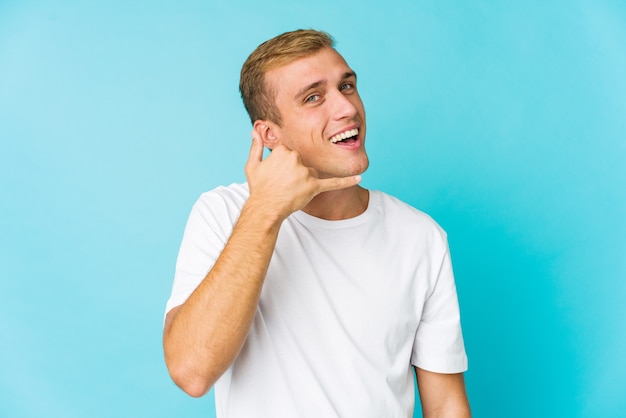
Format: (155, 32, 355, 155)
(317, 174, 362, 194)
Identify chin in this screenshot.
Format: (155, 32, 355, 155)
(353, 157, 369, 176)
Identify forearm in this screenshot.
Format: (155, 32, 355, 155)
(163, 198, 283, 397)
(422, 403, 471, 418)
(417, 369, 471, 418)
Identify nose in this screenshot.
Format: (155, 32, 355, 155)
(331, 89, 360, 121)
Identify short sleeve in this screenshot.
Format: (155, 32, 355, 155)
(164, 186, 247, 316)
(411, 240, 468, 373)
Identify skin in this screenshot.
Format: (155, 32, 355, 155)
(417, 368, 471, 418)
(255, 46, 370, 219)
(163, 47, 470, 416)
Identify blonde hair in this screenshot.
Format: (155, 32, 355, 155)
(239, 29, 334, 125)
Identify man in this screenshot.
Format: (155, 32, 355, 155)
(164, 29, 470, 417)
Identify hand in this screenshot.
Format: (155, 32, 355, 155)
(244, 130, 361, 221)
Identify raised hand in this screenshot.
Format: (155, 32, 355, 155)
(165, 133, 362, 397)
(244, 130, 361, 221)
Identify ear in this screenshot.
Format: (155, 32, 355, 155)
(253, 120, 281, 150)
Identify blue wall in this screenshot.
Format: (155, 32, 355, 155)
(1, 1, 624, 417)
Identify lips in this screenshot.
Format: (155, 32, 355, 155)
(329, 128, 359, 144)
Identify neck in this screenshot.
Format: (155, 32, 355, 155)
(301, 186, 369, 221)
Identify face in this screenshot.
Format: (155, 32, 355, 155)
(261, 47, 368, 179)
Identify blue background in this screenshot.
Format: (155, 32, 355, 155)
(1, 1, 625, 417)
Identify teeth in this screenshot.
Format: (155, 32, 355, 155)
(330, 128, 359, 143)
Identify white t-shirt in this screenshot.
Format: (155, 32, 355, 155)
(166, 183, 467, 418)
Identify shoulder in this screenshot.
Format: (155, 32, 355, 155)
(372, 190, 449, 245)
(194, 183, 249, 212)
(373, 191, 445, 232)
(188, 183, 249, 227)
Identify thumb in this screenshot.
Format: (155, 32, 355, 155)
(317, 175, 362, 193)
(246, 130, 264, 168)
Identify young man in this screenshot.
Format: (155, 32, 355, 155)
(164, 29, 470, 417)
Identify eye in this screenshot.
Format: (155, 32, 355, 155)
(305, 94, 320, 103)
(340, 82, 355, 92)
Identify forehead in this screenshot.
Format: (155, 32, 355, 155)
(266, 48, 353, 97)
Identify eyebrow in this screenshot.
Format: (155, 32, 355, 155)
(343, 71, 357, 81)
(293, 71, 358, 101)
(294, 80, 326, 101)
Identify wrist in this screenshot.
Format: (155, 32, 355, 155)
(240, 195, 288, 232)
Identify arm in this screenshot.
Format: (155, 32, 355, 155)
(415, 368, 471, 418)
(163, 132, 361, 397)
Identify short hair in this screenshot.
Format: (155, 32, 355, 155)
(239, 29, 335, 126)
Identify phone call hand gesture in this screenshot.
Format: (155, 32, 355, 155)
(244, 130, 361, 222)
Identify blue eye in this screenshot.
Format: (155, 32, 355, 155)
(305, 94, 320, 103)
(340, 82, 354, 91)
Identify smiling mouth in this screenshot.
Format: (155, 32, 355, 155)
(330, 128, 359, 144)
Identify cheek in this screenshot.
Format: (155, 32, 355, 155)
(280, 113, 329, 150)
(356, 100, 366, 116)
